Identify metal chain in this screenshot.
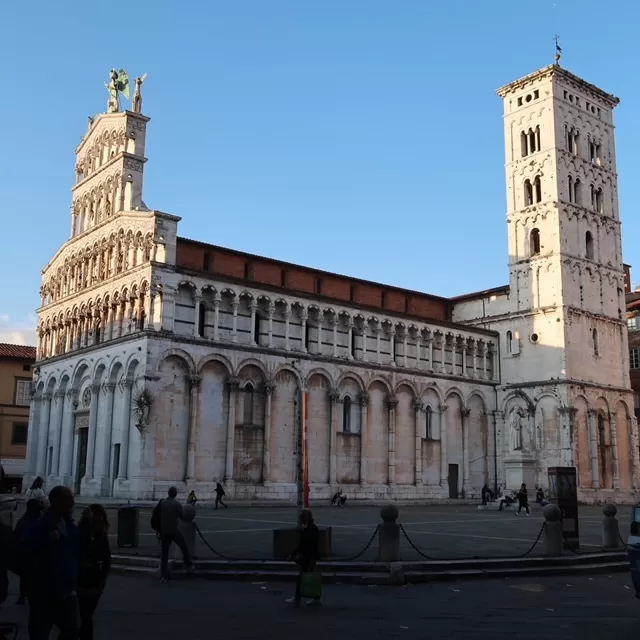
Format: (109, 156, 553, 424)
(333, 525, 380, 561)
(399, 522, 545, 561)
(194, 522, 241, 560)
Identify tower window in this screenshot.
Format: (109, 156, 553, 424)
(305, 320, 310, 351)
(566, 127, 579, 154)
(592, 328, 599, 357)
(197, 302, 206, 337)
(425, 406, 433, 439)
(520, 126, 541, 158)
(574, 178, 582, 205)
(506, 330, 513, 354)
(343, 396, 352, 433)
(585, 231, 594, 260)
(530, 228, 541, 256)
(254, 313, 261, 345)
(243, 383, 254, 425)
(520, 131, 528, 157)
(595, 187, 604, 213)
(534, 176, 542, 203)
(351, 331, 357, 358)
(524, 180, 533, 206)
(568, 175, 573, 203)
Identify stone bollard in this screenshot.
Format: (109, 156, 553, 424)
(378, 504, 400, 562)
(543, 504, 563, 557)
(173, 503, 197, 561)
(602, 503, 620, 550)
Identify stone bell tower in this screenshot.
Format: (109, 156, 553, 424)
(70, 71, 150, 240)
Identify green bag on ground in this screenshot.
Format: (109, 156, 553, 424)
(300, 571, 322, 599)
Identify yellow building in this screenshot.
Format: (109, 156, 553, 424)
(0, 343, 35, 490)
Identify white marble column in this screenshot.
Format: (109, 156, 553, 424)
(84, 384, 100, 480)
(461, 344, 467, 377)
(213, 294, 221, 340)
(316, 311, 323, 355)
(267, 303, 275, 348)
(414, 401, 423, 485)
(588, 409, 600, 489)
(231, 299, 239, 343)
(51, 391, 65, 476)
(374, 324, 381, 364)
(439, 404, 448, 487)
(387, 397, 398, 485)
(36, 392, 52, 476)
(359, 393, 368, 485)
(427, 336, 434, 371)
(300, 310, 308, 353)
(403, 333, 408, 368)
(99, 383, 116, 490)
(347, 318, 354, 359)
(415, 334, 422, 369)
(250, 302, 258, 346)
(331, 316, 338, 357)
(224, 378, 239, 483)
(461, 407, 471, 494)
(609, 411, 620, 489)
(389, 327, 396, 367)
(186, 375, 201, 481)
(262, 383, 274, 482)
(481, 345, 488, 380)
(329, 392, 340, 484)
(117, 380, 133, 480)
(25, 392, 41, 476)
(284, 305, 291, 351)
(60, 390, 77, 480)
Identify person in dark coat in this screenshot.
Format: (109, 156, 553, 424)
(516, 483, 530, 516)
(77, 504, 111, 640)
(24, 485, 79, 640)
(214, 482, 228, 509)
(0, 517, 12, 608)
(287, 509, 321, 607)
(13, 498, 44, 604)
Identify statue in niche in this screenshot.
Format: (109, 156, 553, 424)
(100, 256, 107, 281)
(509, 406, 527, 451)
(105, 196, 112, 217)
(117, 247, 124, 273)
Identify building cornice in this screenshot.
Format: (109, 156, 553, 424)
(75, 110, 150, 155)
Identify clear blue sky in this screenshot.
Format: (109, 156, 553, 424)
(2, 1, 639, 345)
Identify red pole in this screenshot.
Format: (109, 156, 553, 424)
(303, 391, 310, 508)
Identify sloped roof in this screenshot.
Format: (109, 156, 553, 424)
(0, 343, 36, 360)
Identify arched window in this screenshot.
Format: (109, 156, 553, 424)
(535, 125, 541, 151)
(343, 396, 352, 433)
(574, 178, 582, 205)
(243, 383, 254, 425)
(590, 184, 596, 209)
(506, 330, 513, 354)
(521, 131, 528, 157)
(597, 413, 608, 485)
(530, 228, 541, 256)
(425, 405, 433, 439)
(524, 179, 533, 206)
(528, 128, 536, 153)
(305, 320, 310, 351)
(592, 328, 599, 357)
(254, 313, 261, 345)
(351, 332, 357, 358)
(568, 175, 573, 203)
(534, 175, 542, 203)
(595, 187, 604, 213)
(585, 231, 594, 260)
(197, 302, 206, 337)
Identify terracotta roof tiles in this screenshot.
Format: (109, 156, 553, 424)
(0, 343, 37, 360)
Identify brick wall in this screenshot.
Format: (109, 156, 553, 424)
(176, 238, 450, 323)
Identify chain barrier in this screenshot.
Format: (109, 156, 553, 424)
(194, 522, 241, 560)
(399, 522, 546, 562)
(332, 525, 380, 562)
(618, 532, 628, 549)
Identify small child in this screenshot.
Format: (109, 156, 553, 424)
(187, 490, 197, 507)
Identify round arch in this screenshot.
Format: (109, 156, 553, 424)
(336, 370, 366, 392)
(155, 348, 196, 375)
(305, 368, 335, 390)
(394, 379, 418, 398)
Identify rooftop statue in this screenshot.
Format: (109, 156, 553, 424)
(105, 69, 130, 113)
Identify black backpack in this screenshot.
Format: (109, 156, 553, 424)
(150, 499, 163, 533)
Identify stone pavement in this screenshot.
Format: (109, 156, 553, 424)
(102, 504, 632, 561)
(1, 572, 638, 639)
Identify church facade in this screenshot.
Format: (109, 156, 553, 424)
(24, 62, 640, 502)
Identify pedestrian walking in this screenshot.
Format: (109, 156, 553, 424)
(214, 482, 228, 509)
(152, 487, 193, 582)
(13, 498, 44, 605)
(77, 504, 111, 640)
(287, 509, 321, 607)
(515, 483, 530, 516)
(24, 485, 79, 640)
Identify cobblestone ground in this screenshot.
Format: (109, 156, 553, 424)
(1, 572, 639, 639)
(99, 504, 632, 560)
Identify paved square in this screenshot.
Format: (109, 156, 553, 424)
(102, 503, 633, 560)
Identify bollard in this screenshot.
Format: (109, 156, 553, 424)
(173, 503, 197, 561)
(378, 504, 400, 562)
(602, 503, 620, 550)
(543, 504, 563, 557)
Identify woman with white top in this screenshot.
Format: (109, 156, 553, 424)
(24, 477, 48, 507)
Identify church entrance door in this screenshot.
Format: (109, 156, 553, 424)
(448, 464, 459, 499)
(74, 413, 89, 494)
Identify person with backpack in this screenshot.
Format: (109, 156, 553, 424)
(287, 509, 321, 607)
(150, 487, 193, 582)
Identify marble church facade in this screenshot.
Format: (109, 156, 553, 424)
(24, 62, 640, 502)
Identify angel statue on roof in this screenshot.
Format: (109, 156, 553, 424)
(105, 69, 130, 113)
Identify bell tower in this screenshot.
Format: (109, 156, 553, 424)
(497, 63, 627, 388)
(70, 71, 150, 240)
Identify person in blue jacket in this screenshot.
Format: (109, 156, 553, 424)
(24, 485, 79, 640)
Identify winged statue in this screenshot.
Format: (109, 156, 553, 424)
(105, 69, 130, 113)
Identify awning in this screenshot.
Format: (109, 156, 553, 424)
(1, 458, 25, 476)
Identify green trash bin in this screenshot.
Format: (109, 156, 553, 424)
(117, 505, 139, 548)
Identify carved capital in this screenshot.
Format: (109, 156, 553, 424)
(249, 302, 258, 313)
(461, 408, 471, 418)
(588, 409, 598, 417)
(358, 393, 370, 407)
(91, 384, 102, 394)
(263, 382, 275, 396)
(386, 396, 398, 410)
(329, 391, 340, 404)
(54, 390, 65, 400)
(413, 400, 424, 413)
(66, 389, 78, 406)
(102, 382, 116, 393)
(189, 375, 201, 390)
(42, 392, 53, 401)
(227, 377, 241, 391)
(439, 403, 448, 414)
